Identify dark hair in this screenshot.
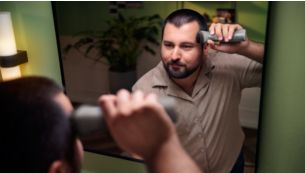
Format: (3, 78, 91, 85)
(161, 9, 208, 39)
(0, 76, 79, 173)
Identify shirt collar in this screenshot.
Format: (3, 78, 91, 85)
(152, 59, 215, 100)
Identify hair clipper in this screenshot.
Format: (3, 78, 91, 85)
(70, 97, 177, 140)
(197, 29, 247, 43)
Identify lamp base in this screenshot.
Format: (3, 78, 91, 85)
(0, 50, 28, 67)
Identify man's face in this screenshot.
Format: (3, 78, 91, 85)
(161, 21, 206, 79)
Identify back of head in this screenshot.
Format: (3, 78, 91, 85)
(161, 8, 208, 39)
(0, 76, 78, 173)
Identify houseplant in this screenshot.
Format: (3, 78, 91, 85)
(64, 13, 162, 93)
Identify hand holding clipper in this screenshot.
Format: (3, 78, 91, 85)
(197, 29, 247, 44)
(70, 97, 177, 138)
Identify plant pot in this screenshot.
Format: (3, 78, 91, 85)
(108, 70, 137, 94)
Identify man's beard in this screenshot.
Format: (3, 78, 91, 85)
(163, 58, 202, 79)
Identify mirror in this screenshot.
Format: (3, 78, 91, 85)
(52, 1, 268, 171)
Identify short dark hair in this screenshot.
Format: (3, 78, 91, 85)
(161, 9, 208, 39)
(0, 76, 79, 173)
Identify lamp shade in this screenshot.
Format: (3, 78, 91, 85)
(0, 11, 17, 56)
(0, 11, 21, 81)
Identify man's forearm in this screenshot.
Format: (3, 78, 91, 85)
(239, 40, 264, 64)
(146, 136, 202, 173)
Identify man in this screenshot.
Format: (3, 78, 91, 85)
(133, 9, 264, 173)
(0, 76, 201, 173)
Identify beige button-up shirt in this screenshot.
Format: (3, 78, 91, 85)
(133, 52, 262, 173)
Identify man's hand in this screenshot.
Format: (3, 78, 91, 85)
(99, 90, 176, 160)
(207, 23, 250, 54)
(99, 90, 202, 173)
(208, 23, 264, 63)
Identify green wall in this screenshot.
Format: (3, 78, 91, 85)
(82, 152, 145, 173)
(257, 2, 305, 173)
(0, 2, 62, 84)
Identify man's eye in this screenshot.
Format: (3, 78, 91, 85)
(164, 43, 174, 48)
(181, 45, 193, 49)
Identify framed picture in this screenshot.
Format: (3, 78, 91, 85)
(216, 8, 236, 24)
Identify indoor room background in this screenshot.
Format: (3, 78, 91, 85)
(52, 1, 267, 132)
(0, 1, 305, 173)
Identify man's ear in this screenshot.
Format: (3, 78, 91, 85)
(48, 160, 70, 173)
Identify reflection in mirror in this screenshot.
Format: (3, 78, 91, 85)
(52, 1, 268, 172)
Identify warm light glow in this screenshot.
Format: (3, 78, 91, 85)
(0, 11, 17, 56)
(0, 66, 21, 81)
(0, 11, 22, 81)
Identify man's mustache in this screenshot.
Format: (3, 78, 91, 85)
(168, 60, 185, 66)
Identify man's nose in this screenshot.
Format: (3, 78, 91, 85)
(171, 47, 181, 60)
